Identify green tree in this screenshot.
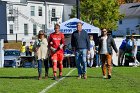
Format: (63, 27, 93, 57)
(70, 0, 124, 31)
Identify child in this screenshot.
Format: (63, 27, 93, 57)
(87, 35, 95, 68)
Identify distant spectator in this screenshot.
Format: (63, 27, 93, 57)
(87, 35, 95, 68)
(29, 41, 34, 56)
(118, 37, 128, 66)
(64, 45, 73, 54)
(95, 46, 101, 67)
(20, 41, 26, 56)
(26, 46, 31, 56)
(129, 35, 139, 67)
(64, 45, 73, 68)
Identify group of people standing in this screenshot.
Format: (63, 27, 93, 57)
(30, 22, 132, 80)
(71, 22, 118, 79)
(20, 41, 34, 56)
(118, 34, 139, 67)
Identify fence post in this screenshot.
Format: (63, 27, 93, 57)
(16, 33, 17, 43)
(0, 39, 4, 68)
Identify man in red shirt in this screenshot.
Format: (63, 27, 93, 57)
(48, 24, 65, 80)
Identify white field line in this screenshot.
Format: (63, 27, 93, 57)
(39, 68, 76, 93)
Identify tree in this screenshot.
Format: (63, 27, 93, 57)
(70, 0, 124, 31)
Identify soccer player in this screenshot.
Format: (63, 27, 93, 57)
(48, 24, 65, 80)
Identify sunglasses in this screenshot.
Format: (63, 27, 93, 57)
(102, 31, 107, 32)
(39, 34, 44, 35)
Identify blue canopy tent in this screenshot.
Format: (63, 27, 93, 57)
(47, 18, 100, 35)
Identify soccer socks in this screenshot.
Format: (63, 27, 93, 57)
(53, 61, 63, 77)
(59, 62, 63, 76)
(53, 62, 57, 77)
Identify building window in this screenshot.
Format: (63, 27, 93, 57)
(41, 24, 45, 31)
(52, 8, 56, 17)
(9, 4, 13, 14)
(9, 25, 13, 34)
(33, 24, 37, 35)
(24, 24, 28, 35)
(126, 28, 130, 35)
(119, 20, 122, 24)
(31, 6, 35, 16)
(8, 17, 15, 21)
(38, 6, 42, 16)
(20, 0, 27, 4)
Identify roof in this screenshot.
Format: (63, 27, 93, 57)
(28, 0, 76, 5)
(120, 3, 140, 17)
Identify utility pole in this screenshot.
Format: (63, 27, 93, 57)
(44, 0, 47, 33)
(76, 0, 80, 19)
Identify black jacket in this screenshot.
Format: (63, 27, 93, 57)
(97, 35, 118, 55)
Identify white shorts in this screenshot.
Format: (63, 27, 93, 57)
(87, 51, 94, 59)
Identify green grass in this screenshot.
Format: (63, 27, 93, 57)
(0, 67, 140, 93)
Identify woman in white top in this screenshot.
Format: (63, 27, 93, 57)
(87, 35, 95, 68)
(33, 30, 49, 80)
(130, 35, 139, 67)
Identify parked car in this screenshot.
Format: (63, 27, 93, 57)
(4, 49, 21, 68)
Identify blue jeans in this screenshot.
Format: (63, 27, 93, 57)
(75, 49, 87, 76)
(96, 54, 102, 66)
(38, 59, 49, 75)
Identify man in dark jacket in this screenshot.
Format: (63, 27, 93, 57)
(98, 28, 118, 79)
(71, 22, 90, 79)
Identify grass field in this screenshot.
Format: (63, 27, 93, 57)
(0, 67, 140, 93)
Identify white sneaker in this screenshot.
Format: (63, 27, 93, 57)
(133, 65, 137, 67)
(103, 76, 107, 79)
(137, 63, 140, 66)
(96, 66, 99, 68)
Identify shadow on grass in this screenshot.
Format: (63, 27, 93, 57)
(0, 76, 38, 80)
(63, 75, 77, 78)
(63, 75, 102, 79)
(0, 75, 103, 80)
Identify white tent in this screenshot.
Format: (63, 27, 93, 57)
(47, 18, 100, 35)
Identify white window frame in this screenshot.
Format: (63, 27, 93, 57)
(9, 24, 14, 34)
(52, 8, 56, 17)
(31, 6, 35, 16)
(24, 24, 28, 35)
(38, 6, 42, 16)
(33, 24, 37, 35)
